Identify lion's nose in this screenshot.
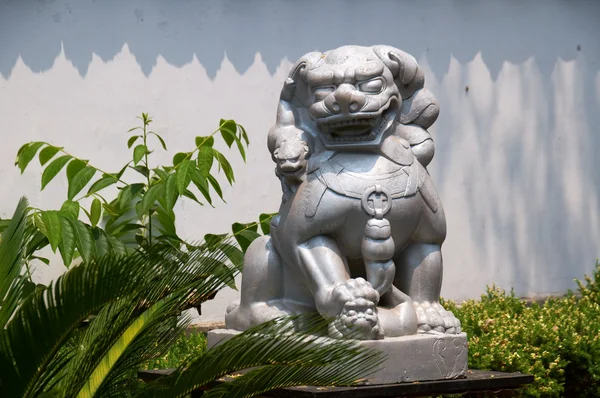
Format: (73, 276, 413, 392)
(325, 84, 366, 114)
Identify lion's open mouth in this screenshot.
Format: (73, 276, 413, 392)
(321, 108, 396, 145)
(323, 117, 378, 139)
(317, 98, 398, 146)
(322, 117, 380, 142)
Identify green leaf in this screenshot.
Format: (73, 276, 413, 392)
(101, 203, 120, 217)
(220, 243, 244, 270)
(16, 143, 30, 158)
(0, 219, 11, 233)
(22, 280, 36, 299)
(153, 168, 169, 181)
(38, 145, 62, 166)
(195, 136, 214, 148)
(41, 210, 63, 252)
(71, 219, 95, 263)
(219, 119, 237, 148)
(25, 231, 49, 258)
(238, 229, 262, 252)
(93, 227, 111, 257)
(182, 189, 202, 205)
(118, 183, 144, 209)
(66, 159, 88, 182)
(232, 222, 260, 252)
(127, 126, 142, 132)
(59, 200, 80, 220)
(133, 144, 148, 165)
(197, 146, 213, 177)
(41, 155, 72, 190)
(176, 159, 195, 195)
(259, 213, 276, 235)
(127, 135, 141, 148)
(137, 183, 164, 217)
(115, 163, 130, 179)
(108, 236, 128, 256)
(239, 124, 250, 145)
(33, 212, 49, 237)
(58, 216, 76, 266)
(131, 183, 145, 199)
(90, 198, 102, 227)
(150, 131, 167, 150)
(154, 207, 176, 236)
(172, 152, 188, 167)
(192, 169, 212, 206)
(132, 165, 149, 178)
(235, 136, 247, 162)
(116, 190, 131, 212)
(207, 174, 225, 202)
(110, 223, 145, 237)
(17, 141, 45, 173)
(87, 175, 118, 195)
(31, 256, 50, 265)
(164, 173, 178, 211)
(204, 233, 227, 250)
(213, 149, 235, 185)
(68, 167, 96, 201)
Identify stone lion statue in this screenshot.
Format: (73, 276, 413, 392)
(225, 45, 461, 340)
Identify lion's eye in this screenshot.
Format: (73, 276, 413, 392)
(358, 78, 384, 94)
(312, 86, 335, 101)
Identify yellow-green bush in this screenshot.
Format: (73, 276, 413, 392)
(142, 331, 207, 370)
(443, 261, 600, 397)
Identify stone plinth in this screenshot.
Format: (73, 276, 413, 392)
(207, 329, 468, 385)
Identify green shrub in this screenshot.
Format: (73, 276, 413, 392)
(443, 261, 600, 397)
(12, 113, 274, 276)
(142, 331, 207, 370)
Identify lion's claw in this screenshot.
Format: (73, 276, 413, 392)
(328, 278, 383, 340)
(414, 301, 461, 334)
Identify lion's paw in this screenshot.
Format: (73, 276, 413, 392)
(414, 301, 461, 334)
(328, 278, 383, 340)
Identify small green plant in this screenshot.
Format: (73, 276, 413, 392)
(13, 114, 273, 280)
(142, 331, 207, 371)
(444, 260, 600, 398)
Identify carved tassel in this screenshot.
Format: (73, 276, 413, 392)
(362, 218, 396, 295)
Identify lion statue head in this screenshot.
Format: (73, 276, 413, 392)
(268, 45, 439, 169)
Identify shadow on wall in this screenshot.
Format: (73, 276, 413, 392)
(1, 0, 600, 297)
(1, 0, 598, 80)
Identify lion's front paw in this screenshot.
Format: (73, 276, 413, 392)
(414, 301, 461, 334)
(328, 278, 383, 340)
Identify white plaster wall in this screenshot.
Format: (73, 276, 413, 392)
(1, 0, 599, 321)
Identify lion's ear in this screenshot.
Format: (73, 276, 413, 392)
(372, 45, 425, 99)
(302, 142, 311, 159)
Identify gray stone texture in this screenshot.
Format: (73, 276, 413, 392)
(207, 329, 468, 384)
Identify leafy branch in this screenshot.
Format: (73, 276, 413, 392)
(13, 113, 274, 278)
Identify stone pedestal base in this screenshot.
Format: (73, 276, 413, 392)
(207, 329, 468, 385)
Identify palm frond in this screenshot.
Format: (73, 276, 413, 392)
(92, 313, 188, 398)
(82, 242, 241, 397)
(204, 361, 380, 398)
(56, 298, 148, 396)
(143, 314, 385, 398)
(0, 197, 29, 328)
(75, 297, 176, 398)
(0, 247, 174, 398)
(0, 197, 30, 393)
(20, 238, 240, 398)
